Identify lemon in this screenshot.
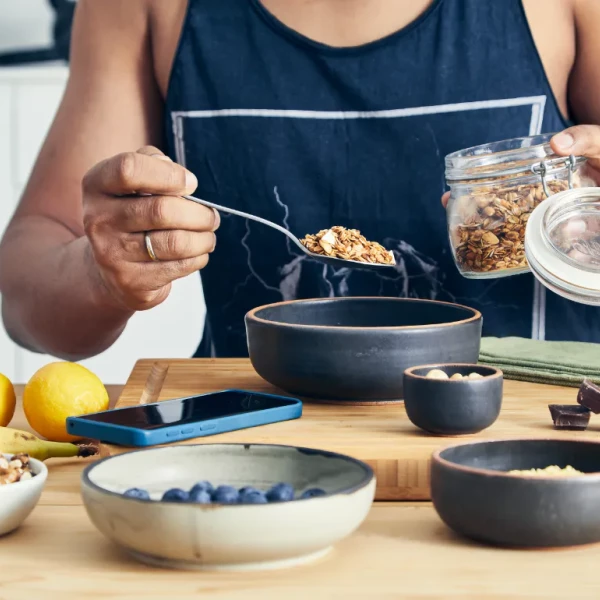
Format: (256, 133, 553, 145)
(23, 362, 109, 442)
(0, 373, 16, 427)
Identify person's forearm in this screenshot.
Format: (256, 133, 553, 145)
(0, 217, 134, 360)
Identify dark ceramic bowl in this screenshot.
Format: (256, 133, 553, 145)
(245, 297, 482, 402)
(403, 364, 503, 435)
(431, 439, 600, 548)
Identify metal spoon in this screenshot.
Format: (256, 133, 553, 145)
(183, 195, 395, 271)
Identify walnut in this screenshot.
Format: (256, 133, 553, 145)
(0, 454, 35, 485)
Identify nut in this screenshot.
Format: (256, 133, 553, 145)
(468, 372, 484, 379)
(300, 226, 395, 265)
(425, 369, 449, 380)
(452, 176, 578, 274)
(0, 454, 35, 485)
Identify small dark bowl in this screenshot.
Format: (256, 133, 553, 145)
(403, 364, 503, 435)
(245, 298, 482, 402)
(431, 439, 600, 548)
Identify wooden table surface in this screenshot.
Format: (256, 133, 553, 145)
(2, 383, 600, 599)
(114, 359, 592, 501)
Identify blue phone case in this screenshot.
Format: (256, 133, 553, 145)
(66, 389, 302, 447)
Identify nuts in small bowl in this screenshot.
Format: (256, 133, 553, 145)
(403, 364, 503, 435)
(0, 453, 48, 536)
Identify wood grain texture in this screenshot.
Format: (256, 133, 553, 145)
(2, 502, 600, 600)
(115, 359, 587, 500)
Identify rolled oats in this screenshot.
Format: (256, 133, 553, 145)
(300, 226, 395, 265)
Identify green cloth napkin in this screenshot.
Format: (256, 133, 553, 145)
(478, 337, 600, 387)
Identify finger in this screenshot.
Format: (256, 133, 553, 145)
(119, 195, 220, 233)
(136, 254, 211, 290)
(441, 191, 450, 209)
(132, 230, 216, 262)
(136, 146, 173, 162)
(83, 151, 197, 196)
(551, 126, 600, 158)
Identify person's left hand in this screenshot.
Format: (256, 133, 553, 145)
(441, 125, 600, 209)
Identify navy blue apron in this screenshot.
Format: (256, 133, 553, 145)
(164, 0, 594, 358)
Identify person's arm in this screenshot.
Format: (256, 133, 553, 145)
(442, 0, 600, 212)
(550, 0, 600, 173)
(0, 0, 216, 360)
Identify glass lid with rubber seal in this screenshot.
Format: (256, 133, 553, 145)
(525, 187, 600, 305)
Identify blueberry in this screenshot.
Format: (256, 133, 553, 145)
(238, 486, 259, 495)
(189, 486, 210, 504)
(189, 480, 214, 496)
(162, 488, 189, 502)
(266, 482, 295, 502)
(238, 489, 268, 504)
(123, 487, 150, 500)
(300, 488, 326, 499)
(211, 485, 239, 504)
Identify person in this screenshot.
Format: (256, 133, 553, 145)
(1, 0, 599, 360)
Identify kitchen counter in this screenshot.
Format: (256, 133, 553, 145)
(2, 383, 600, 599)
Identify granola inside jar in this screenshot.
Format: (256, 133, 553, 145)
(445, 134, 590, 278)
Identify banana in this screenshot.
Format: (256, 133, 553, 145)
(0, 427, 99, 461)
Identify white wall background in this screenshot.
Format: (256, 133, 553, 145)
(0, 1, 207, 384)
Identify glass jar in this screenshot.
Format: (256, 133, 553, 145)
(525, 187, 600, 306)
(445, 133, 589, 278)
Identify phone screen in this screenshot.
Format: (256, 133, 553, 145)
(76, 391, 297, 430)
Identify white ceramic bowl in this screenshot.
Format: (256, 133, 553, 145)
(81, 444, 375, 571)
(0, 453, 47, 536)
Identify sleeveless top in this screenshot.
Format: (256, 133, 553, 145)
(163, 0, 595, 358)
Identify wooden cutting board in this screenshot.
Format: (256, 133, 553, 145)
(115, 358, 591, 501)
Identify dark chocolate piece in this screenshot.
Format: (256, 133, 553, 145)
(548, 404, 591, 430)
(577, 379, 600, 414)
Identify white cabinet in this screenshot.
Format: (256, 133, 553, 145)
(0, 65, 206, 384)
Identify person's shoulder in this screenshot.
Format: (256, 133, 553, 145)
(147, 0, 188, 28)
(76, 0, 152, 24)
(147, 0, 190, 98)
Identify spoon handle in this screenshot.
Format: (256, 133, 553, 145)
(183, 194, 305, 251)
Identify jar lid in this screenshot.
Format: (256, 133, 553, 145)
(445, 133, 586, 183)
(525, 187, 600, 305)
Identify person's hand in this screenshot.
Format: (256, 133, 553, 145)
(440, 126, 600, 209)
(550, 125, 600, 183)
(82, 146, 219, 311)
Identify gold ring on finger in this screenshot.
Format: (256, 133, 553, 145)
(144, 231, 159, 262)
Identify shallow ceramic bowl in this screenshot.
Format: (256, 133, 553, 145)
(431, 439, 600, 547)
(403, 364, 503, 435)
(81, 443, 375, 571)
(245, 297, 482, 402)
(0, 453, 47, 536)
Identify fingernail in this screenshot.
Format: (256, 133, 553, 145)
(554, 132, 575, 150)
(185, 170, 198, 190)
(212, 208, 221, 231)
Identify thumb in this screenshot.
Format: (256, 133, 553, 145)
(551, 125, 600, 159)
(136, 145, 173, 161)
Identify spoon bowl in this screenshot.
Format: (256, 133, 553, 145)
(183, 195, 395, 271)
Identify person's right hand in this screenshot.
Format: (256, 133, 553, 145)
(82, 146, 219, 311)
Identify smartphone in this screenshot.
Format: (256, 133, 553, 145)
(66, 389, 302, 447)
